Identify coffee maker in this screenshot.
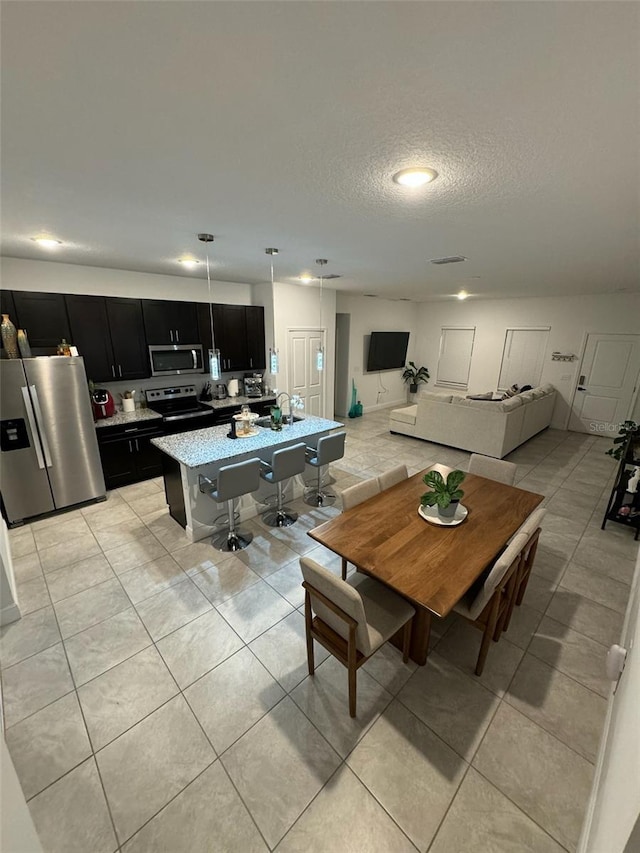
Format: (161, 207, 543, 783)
(243, 374, 263, 397)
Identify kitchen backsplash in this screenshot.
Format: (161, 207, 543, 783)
(101, 372, 271, 410)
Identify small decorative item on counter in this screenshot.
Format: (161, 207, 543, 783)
(57, 339, 72, 356)
(121, 390, 136, 413)
(348, 379, 358, 418)
(270, 405, 283, 431)
(227, 417, 238, 439)
(1, 314, 19, 358)
(17, 329, 32, 358)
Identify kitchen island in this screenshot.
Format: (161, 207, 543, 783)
(152, 415, 343, 541)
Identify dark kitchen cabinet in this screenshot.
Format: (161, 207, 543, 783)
(66, 295, 115, 381)
(13, 291, 70, 349)
(0, 290, 17, 353)
(142, 300, 199, 345)
(201, 303, 266, 372)
(105, 298, 148, 380)
(245, 305, 266, 370)
(97, 425, 164, 489)
(213, 304, 247, 371)
(66, 295, 148, 382)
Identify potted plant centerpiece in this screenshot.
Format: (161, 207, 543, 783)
(402, 361, 430, 394)
(421, 469, 466, 519)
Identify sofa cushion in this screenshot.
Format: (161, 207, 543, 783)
(531, 386, 547, 399)
(540, 383, 555, 395)
(501, 384, 519, 400)
(500, 396, 524, 411)
(519, 390, 535, 403)
(418, 390, 453, 403)
(457, 398, 501, 409)
(450, 394, 466, 404)
(390, 405, 417, 425)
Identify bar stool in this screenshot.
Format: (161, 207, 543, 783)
(304, 432, 346, 507)
(198, 457, 261, 552)
(260, 442, 307, 527)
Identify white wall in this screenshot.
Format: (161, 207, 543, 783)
(273, 281, 336, 419)
(335, 294, 421, 412)
(1, 257, 253, 304)
(415, 294, 640, 430)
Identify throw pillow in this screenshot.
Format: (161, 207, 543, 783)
(501, 384, 519, 400)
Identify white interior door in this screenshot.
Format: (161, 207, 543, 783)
(287, 328, 324, 417)
(570, 334, 640, 434)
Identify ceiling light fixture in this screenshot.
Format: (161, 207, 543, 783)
(32, 236, 62, 248)
(316, 259, 327, 372)
(457, 290, 469, 300)
(299, 274, 314, 284)
(197, 233, 220, 380)
(178, 257, 200, 269)
(266, 248, 279, 375)
(392, 168, 438, 187)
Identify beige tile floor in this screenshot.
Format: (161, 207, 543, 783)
(2, 409, 638, 852)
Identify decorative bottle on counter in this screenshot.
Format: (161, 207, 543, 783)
(1, 314, 19, 358)
(17, 329, 32, 358)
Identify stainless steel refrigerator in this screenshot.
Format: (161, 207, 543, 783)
(0, 357, 105, 524)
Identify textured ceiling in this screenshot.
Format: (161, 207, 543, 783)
(1, 1, 638, 300)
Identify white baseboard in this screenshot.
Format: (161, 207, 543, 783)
(361, 399, 407, 414)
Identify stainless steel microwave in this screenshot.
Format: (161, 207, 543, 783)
(149, 344, 204, 377)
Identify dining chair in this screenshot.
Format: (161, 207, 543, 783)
(504, 508, 545, 626)
(377, 464, 408, 491)
(339, 477, 381, 579)
(452, 531, 529, 675)
(468, 453, 517, 486)
(300, 556, 415, 717)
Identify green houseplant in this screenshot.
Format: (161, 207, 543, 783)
(606, 420, 640, 463)
(402, 361, 430, 394)
(421, 469, 466, 519)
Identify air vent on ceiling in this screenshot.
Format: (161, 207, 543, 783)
(397, 298, 412, 301)
(429, 256, 467, 265)
(364, 293, 378, 298)
(323, 273, 341, 280)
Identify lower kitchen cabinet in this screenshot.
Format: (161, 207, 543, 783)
(97, 426, 164, 489)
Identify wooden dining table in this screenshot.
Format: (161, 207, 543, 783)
(307, 464, 544, 664)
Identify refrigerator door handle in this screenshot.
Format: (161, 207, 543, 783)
(29, 385, 53, 468)
(21, 386, 46, 470)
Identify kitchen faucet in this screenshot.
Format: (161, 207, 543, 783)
(275, 392, 295, 426)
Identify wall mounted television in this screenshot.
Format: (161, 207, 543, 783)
(366, 331, 410, 372)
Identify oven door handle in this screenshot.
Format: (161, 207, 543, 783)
(192, 349, 197, 369)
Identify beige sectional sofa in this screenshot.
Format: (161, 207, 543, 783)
(389, 384, 557, 458)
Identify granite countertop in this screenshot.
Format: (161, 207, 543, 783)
(200, 394, 276, 410)
(94, 408, 163, 429)
(151, 415, 344, 468)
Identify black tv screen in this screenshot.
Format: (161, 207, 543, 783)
(367, 331, 410, 372)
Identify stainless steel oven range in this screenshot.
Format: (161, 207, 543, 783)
(146, 385, 217, 433)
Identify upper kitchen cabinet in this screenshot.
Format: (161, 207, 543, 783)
(13, 291, 70, 348)
(245, 305, 266, 370)
(142, 300, 199, 345)
(66, 295, 148, 382)
(66, 295, 115, 381)
(0, 290, 17, 353)
(105, 298, 148, 380)
(205, 304, 266, 372)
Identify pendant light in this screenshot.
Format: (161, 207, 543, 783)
(316, 258, 327, 371)
(198, 233, 221, 381)
(266, 248, 279, 375)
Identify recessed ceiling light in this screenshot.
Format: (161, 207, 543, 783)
(178, 257, 200, 269)
(392, 167, 438, 187)
(299, 274, 314, 284)
(32, 236, 62, 248)
(457, 290, 469, 300)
